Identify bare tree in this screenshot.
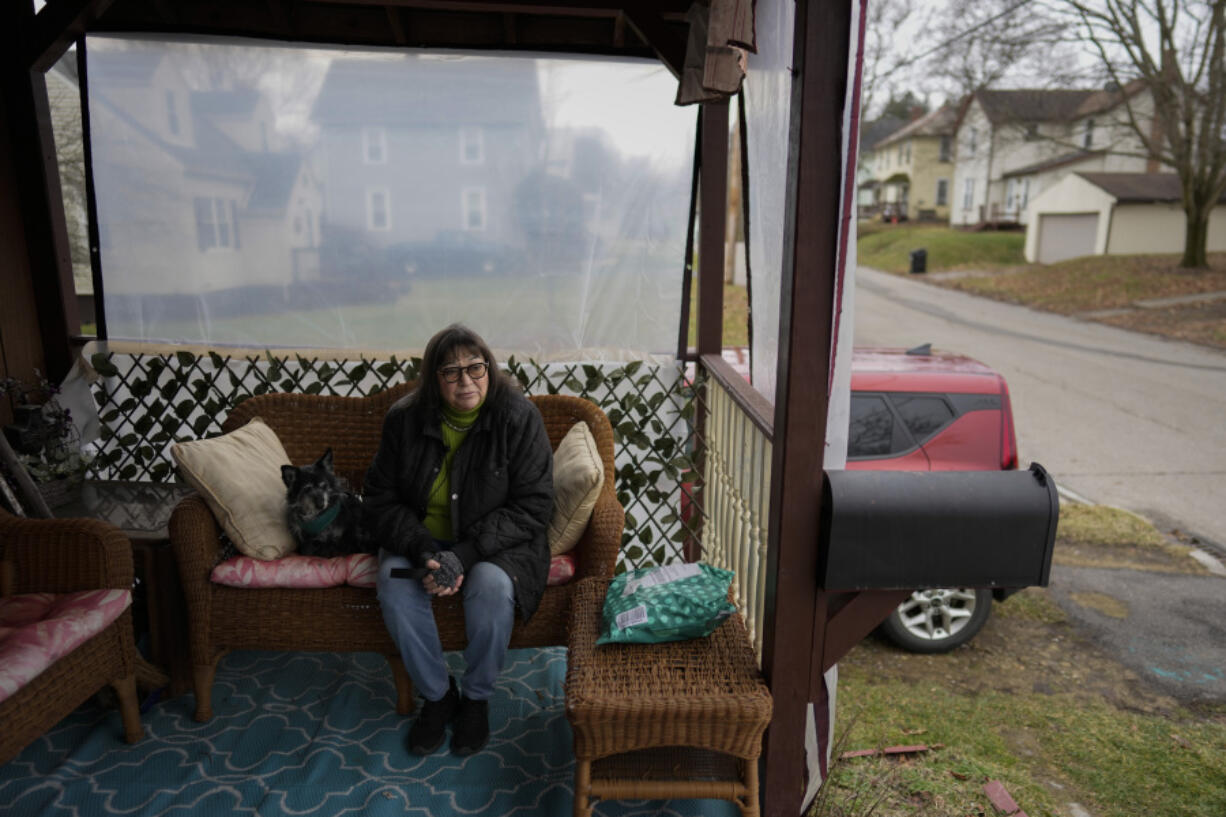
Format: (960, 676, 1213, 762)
(861, 0, 921, 118)
(1058, 0, 1226, 268)
(923, 0, 1080, 100)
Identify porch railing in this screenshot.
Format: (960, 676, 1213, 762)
(695, 353, 773, 661)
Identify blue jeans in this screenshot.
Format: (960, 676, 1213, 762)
(376, 548, 514, 703)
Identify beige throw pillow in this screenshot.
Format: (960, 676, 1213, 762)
(171, 417, 295, 561)
(549, 421, 605, 556)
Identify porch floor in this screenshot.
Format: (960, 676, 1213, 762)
(0, 647, 738, 816)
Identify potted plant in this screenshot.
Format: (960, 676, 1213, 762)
(0, 371, 93, 507)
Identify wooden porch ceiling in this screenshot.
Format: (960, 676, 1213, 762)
(30, 0, 691, 74)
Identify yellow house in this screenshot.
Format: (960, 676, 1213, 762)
(861, 105, 957, 222)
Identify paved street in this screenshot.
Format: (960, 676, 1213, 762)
(853, 265, 1226, 552)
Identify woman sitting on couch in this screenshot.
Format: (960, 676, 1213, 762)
(364, 324, 554, 757)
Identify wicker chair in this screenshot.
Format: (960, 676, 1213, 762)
(168, 383, 623, 722)
(0, 509, 143, 764)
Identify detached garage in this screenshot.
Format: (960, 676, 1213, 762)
(1023, 173, 1226, 264)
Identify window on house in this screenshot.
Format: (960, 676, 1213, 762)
(166, 90, 179, 136)
(1005, 179, 1016, 212)
(463, 187, 487, 230)
(1021, 178, 1031, 211)
(962, 178, 975, 209)
(460, 127, 484, 164)
(363, 127, 387, 164)
(1025, 123, 1039, 141)
(905, 141, 912, 163)
(939, 135, 951, 162)
(367, 188, 390, 231)
(193, 197, 239, 251)
(936, 179, 948, 206)
(897, 144, 904, 164)
(968, 127, 978, 157)
(1083, 118, 1095, 149)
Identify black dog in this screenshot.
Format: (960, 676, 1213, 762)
(281, 448, 372, 558)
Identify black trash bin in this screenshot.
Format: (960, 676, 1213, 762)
(909, 248, 927, 274)
(817, 462, 1059, 591)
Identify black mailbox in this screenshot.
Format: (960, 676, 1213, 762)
(818, 462, 1059, 591)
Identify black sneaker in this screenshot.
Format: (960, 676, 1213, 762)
(406, 678, 458, 755)
(450, 696, 490, 756)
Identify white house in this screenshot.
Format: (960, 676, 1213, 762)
(1023, 172, 1226, 263)
(951, 83, 1161, 228)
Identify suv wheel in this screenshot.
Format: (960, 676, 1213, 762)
(879, 588, 993, 653)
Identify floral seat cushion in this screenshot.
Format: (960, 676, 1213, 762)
(0, 588, 132, 704)
(211, 552, 577, 589)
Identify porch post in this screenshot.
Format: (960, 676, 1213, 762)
(0, 2, 77, 384)
(759, 0, 852, 815)
(696, 98, 728, 357)
(686, 98, 728, 562)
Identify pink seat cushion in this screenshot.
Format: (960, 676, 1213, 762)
(547, 553, 576, 586)
(0, 588, 132, 704)
(210, 554, 365, 588)
(211, 552, 578, 589)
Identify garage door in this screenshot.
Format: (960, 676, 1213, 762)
(1037, 213, 1098, 264)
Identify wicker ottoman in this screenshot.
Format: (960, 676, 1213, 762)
(564, 577, 773, 817)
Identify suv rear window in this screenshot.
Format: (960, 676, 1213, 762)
(891, 395, 955, 444)
(848, 390, 1001, 460)
(849, 395, 909, 457)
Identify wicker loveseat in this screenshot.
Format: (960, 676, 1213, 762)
(0, 509, 143, 764)
(168, 383, 622, 722)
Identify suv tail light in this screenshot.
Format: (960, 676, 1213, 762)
(998, 375, 1018, 470)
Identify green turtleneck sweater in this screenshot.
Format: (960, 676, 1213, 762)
(423, 403, 481, 542)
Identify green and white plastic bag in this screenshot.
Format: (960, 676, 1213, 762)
(597, 562, 736, 645)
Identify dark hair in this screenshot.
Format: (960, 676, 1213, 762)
(413, 323, 507, 418)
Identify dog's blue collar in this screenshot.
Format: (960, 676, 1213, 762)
(299, 501, 341, 536)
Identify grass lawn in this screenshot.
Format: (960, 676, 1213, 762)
(686, 282, 750, 348)
(816, 505, 1226, 817)
(857, 222, 1026, 273)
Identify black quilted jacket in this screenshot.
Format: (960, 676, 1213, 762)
(364, 386, 554, 621)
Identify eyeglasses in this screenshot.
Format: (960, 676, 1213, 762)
(438, 362, 489, 383)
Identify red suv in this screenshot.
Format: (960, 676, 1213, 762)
(700, 345, 1019, 651)
(849, 344, 1019, 652)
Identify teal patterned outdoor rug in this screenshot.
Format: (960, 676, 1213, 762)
(0, 648, 738, 816)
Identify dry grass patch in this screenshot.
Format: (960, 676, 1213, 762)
(1096, 297, 1226, 350)
(1055, 503, 1209, 575)
(938, 252, 1226, 314)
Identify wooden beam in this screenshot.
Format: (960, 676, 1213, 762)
(89, 3, 647, 55)
(818, 590, 912, 673)
(759, 0, 853, 814)
(621, 6, 686, 78)
(2, 3, 76, 383)
(307, 0, 689, 18)
(24, 0, 118, 73)
(385, 5, 408, 43)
